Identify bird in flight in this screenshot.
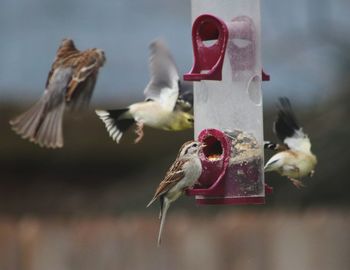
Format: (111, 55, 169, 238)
(264, 97, 317, 188)
(10, 38, 106, 148)
(95, 39, 193, 144)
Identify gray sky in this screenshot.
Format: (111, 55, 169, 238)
(0, 0, 349, 106)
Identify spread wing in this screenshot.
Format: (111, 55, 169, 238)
(144, 39, 180, 110)
(147, 158, 187, 207)
(67, 73, 98, 111)
(175, 81, 193, 112)
(45, 38, 79, 89)
(274, 97, 309, 150)
(65, 51, 104, 103)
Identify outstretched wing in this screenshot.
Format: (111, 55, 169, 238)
(45, 38, 79, 90)
(175, 81, 193, 112)
(144, 39, 180, 110)
(274, 97, 309, 151)
(65, 50, 104, 104)
(66, 72, 98, 111)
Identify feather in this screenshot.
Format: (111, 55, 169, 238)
(95, 109, 135, 143)
(157, 198, 170, 246)
(147, 159, 187, 207)
(274, 97, 301, 142)
(144, 39, 180, 110)
(10, 68, 70, 148)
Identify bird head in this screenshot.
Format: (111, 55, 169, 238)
(58, 38, 77, 52)
(56, 38, 78, 59)
(179, 113, 194, 129)
(178, 140, 205, 157)
(93, 49, 106, 66)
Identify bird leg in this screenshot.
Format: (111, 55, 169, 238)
(309, 170, 315, 177)
(288, 177, 305, 189)
(134, 122, 144, 144)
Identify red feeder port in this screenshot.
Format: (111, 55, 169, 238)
(186, 129, 266, 205)
(184, 14, 270, 82)
(183, 14, 229, 81)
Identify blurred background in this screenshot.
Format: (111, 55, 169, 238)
(1, 0, 350, 269)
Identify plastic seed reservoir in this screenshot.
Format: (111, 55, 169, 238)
(184, 0, 266, 204)
(225, 129, 263, 197)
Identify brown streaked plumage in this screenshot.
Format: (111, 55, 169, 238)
(147, 140, 203, 246)
(10, 38, 106, 148)
(148, 158, 187, 206)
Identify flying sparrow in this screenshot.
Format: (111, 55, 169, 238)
(147, 140, 204, 246)
(264, 97, 317, 188)
(10, 38, 106, 148)
(95, 39, 193, 144)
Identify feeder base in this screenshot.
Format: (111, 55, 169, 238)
(195, 196, 265, 205)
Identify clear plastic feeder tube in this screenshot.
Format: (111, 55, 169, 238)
(192, 0, 263, 141)
(186, 0, 265, 203)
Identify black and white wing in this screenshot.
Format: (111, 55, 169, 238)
(144, 39, 180, 110)
(274, 97, 310, 151)
(175, 81, 193, 112)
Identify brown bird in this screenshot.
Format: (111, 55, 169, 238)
(10, 38, 106, 148)
(147, 140, 204, 246)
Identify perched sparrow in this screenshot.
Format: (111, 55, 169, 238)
(264, 97, 317, 188)
(95, 39, 193, 144)
(10, 38, 106, 148)
(147, 140, 204, 246)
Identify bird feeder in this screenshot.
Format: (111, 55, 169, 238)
(184, 0, 271, 205)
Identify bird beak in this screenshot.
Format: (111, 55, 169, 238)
(199, 142, 206, 149)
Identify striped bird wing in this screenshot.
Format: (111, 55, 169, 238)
(66, 72, 98, 111)
(45, 39, 79, 89)
(151, 158, 187, 200)
(65, 51, 103, 102)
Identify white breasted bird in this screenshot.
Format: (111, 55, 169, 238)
(264, 97, 317, 188)
(10, 38, 106, 148)
(147, 140, 204, 246)
(95, 39, 193, 144)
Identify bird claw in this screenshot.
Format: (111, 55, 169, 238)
(309, 170, 315, 177)
(134, 122, 144, 144)
(289, 178, 305, 189)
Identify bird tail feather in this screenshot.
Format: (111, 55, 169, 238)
(10, 96, 65, 148)
(146, 196, 157, 208)
(157, 198, 170, 247)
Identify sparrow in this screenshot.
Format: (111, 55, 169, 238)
(264, 97, 317, 188)
(10, 38, 106, 148)
(95, 39, 193, 144)
(147, 140, 204, 246)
